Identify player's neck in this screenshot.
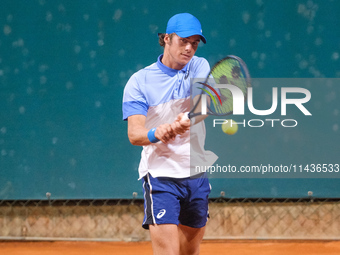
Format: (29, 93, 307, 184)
(161, 52, 185, 70)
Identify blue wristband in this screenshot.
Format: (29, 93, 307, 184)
(147, 128, 160, 143)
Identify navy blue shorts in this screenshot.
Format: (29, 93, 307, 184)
(142, 173, 211, 229)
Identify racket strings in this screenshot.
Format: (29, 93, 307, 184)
(209, 59, 249, 115)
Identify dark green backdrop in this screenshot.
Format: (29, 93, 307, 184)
(0, 0, 339, 200)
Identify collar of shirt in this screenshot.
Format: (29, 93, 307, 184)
(157, 54, 189, 77)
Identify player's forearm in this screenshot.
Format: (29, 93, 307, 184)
(128, 127, 153, 146)
(129, 123, 176, 145)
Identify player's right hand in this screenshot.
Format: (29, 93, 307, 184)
(154, 123, 176, 144)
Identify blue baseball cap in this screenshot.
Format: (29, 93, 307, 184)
(161, 13, 206, 44)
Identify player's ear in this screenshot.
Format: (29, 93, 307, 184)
(164, 34, 171, 45)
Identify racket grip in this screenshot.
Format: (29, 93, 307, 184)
(180, 112, 190, 122)
(180, 112, 196, 125)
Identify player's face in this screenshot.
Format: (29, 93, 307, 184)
(163, 34, 201, 70)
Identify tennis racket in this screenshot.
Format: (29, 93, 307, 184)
(181, 55, 251, 122)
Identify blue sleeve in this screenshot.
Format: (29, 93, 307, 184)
(122, 73, 149, 121)
(193, 57, 210, 79)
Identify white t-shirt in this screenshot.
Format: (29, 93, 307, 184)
(123, 55, 217, 179)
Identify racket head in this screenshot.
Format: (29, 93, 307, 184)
(188, 55, 251, 118)
(207, 55, 251, 116)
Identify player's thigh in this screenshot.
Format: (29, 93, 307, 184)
(178, 224, 205, 255)
(149, 224, 179, 255)
(142, 174, 181, 229)
(178, 174, 210, 228)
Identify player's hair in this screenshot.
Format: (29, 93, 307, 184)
(158, 33, 175, 47)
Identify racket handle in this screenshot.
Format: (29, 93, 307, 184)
(180, 112, 190, 122)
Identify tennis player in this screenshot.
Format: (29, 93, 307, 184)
(122, 13, 217, 255)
